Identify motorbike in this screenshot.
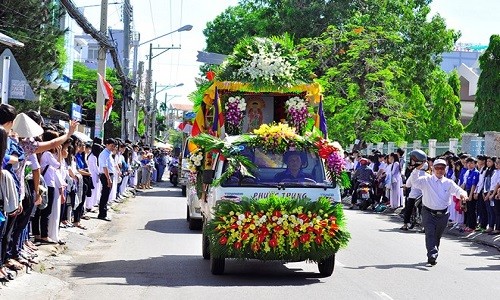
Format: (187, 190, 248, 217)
(169, 160, 179, 187)
(355, 181, 373, 210)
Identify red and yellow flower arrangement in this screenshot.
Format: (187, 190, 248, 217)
(206, 194, 350, 261)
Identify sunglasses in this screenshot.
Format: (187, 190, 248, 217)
(434, 166, 446, 170)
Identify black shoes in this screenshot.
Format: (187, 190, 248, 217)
(426, 258, 437, 267)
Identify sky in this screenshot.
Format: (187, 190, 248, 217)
(73, 0, 499, 105)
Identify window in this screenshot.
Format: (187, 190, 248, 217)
(88, 48, 99, 60)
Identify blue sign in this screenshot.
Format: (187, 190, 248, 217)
(71, 103, 82, 121)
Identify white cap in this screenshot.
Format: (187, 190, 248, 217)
(12, 113, 43, 138)
(434, 159, 447, 166)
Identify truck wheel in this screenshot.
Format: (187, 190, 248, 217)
(317, 254, 335, 277)
(210, 256, 225, 275)
(181, 185, 187, 197)
(202, 230, 210, 260)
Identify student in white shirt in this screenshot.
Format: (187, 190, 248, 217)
(485, 159, 500, 234)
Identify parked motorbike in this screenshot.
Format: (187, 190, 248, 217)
(169, 160, 179, 187)
(356, 181, 373, 210)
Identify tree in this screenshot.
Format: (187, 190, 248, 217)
(0, 1, 66, 93)
(44, 62, 123, 138)
(466, 34, 500, 134)
(427, 70, 464, 141)
(301, 25, 407, 145)
(204, 0, 357, 55)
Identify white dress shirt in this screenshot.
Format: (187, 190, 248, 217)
(40, 151, 62, 188)
(490, 169, 500, 192)
(408, 169, 467, 210)
(98, 148, 113, 174)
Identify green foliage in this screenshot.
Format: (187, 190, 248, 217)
(448, 70, 462, 122)
(466, 35, 500, 134)
(301, 25, 407, 145)
(0, 0, 66, 93)
(166, 129, 183, 148)
(137, 110, 146, 136)
(427, 70, 464, 141)
(204, 0, 357, 54)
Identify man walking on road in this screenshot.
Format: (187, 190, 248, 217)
(97, 138, 116, 221)
(407, 157, 468, 266)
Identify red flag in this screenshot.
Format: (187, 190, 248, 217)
(98, 73, 114, 124)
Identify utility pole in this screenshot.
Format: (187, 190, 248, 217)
(151, 81, 157, 145)
(134, 61, 144, 142)
(129, 33, 140, 141)
(144, 43, 153, 145)
(95, 0, 108, 139)
(121, 0, 131, 140)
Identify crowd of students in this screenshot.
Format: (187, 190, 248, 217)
(344, 148, 500, 234)
(0, 103, 173, 284)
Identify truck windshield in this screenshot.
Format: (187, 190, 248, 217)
(221, 146, 328, 187)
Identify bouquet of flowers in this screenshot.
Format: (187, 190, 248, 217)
(285, 96, 309, 133)
(206, 195, 350, 261)
(314, 137, 351, 188)
(188, 149, 204, 171)
(251, 123, 305, 153)
(225, 96, 246, 135)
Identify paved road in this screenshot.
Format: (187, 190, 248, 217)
(2, 182, 499, 299)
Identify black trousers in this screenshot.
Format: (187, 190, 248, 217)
(32, 186, 55, 238)
(422, 207, 449, 260)
(465, 197, 477, 229)
(9, 190, 35, 259)
(98, 174, 112, 218)
(476, 192, 487, 228)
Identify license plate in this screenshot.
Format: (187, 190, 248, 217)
(361, 193, 370, 199)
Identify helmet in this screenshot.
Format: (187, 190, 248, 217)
(359, 158, 370, 165)
(409, 149, 427, 164)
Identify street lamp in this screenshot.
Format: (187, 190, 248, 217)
(140, 25, 192, 145)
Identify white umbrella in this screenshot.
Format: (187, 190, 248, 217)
(72, 131, 92, 142)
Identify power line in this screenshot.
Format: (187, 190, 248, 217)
(148, 0, 156, 36)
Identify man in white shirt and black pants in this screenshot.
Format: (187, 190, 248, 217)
(407, 158, 468, 266)
(97, 138, 116, 221)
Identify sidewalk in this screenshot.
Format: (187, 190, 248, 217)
(341, 197, 500, 251)
(1, 187, 141, 286)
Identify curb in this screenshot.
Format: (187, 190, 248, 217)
(340, 197, 500, 252)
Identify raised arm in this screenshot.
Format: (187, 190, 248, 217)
(35, 120, 78, 153)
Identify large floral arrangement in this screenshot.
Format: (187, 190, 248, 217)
(314, 137, 351, 188)
(206, 195, 350, 261)
(217, 35, 312, 88)
(250, 122, 306, 153)
(285, 97, 309, 134)
(225, 96, 246, 135)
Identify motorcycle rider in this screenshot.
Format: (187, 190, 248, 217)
(349, 157, 375, 209)
(169, 155, 179, 185)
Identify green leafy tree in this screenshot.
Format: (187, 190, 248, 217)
(448, 70, 462, 122)
(166, 128, 183, 148)
(0, 0, 66, 110)
(427, 70, 464, 141)
(45, 62, 123, 138)
(403, 85, 430, 141)
(302, 25, 407, 145)
(467, 35, 500, 134)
